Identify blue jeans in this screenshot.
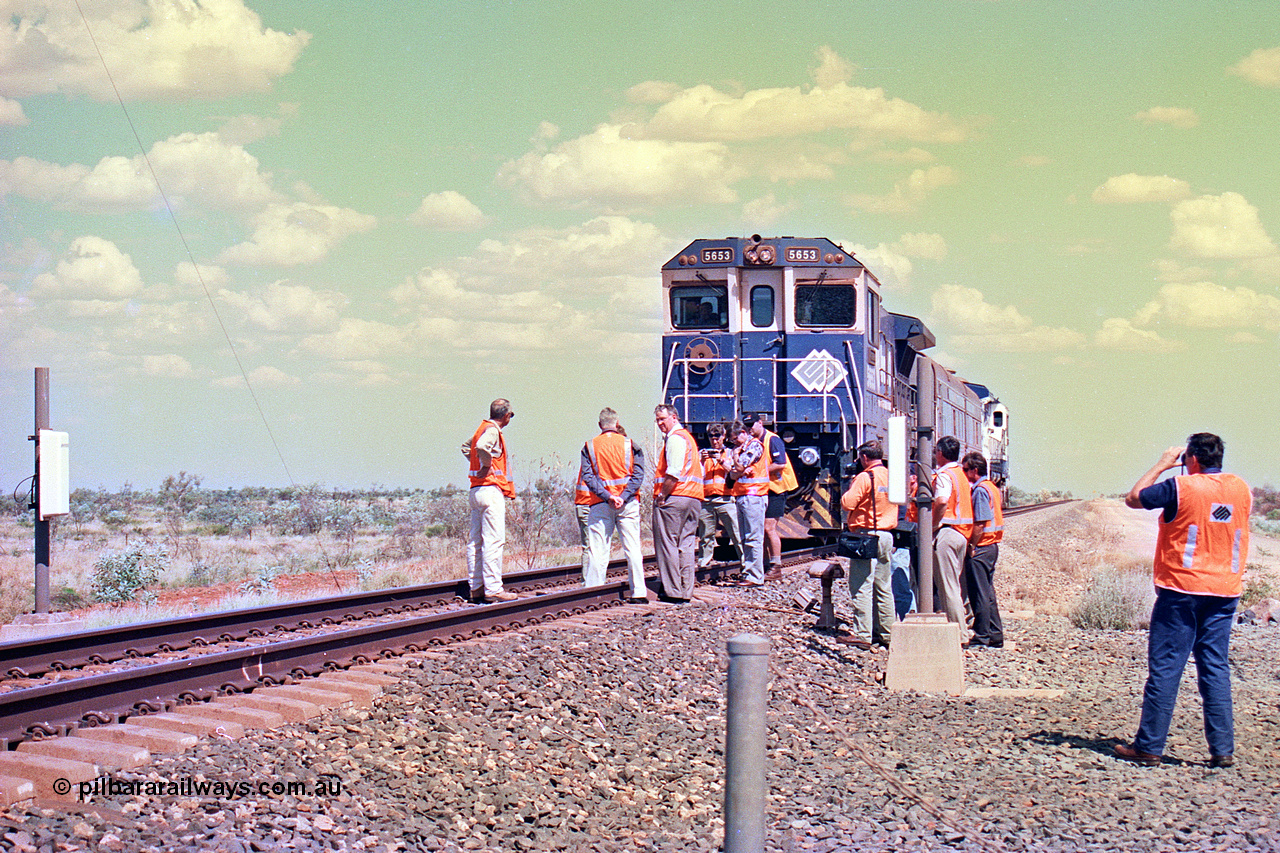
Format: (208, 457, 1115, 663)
(1133, 587, 1237, 758)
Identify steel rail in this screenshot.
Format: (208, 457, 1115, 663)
(0, 546, 840, 747)
(0, 580, 633, 747)
(0, 556, 645, 680)
(0, 503, 1071, 680)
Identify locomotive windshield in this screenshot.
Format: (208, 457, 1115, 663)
(670, 283, 728, 330)
(794, 282, 856, 327)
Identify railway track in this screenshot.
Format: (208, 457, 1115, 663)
(0, 546, 833, 747)
(0, 500, 1071, 749)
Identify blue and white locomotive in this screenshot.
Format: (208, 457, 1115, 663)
(660, 234, 1009, 537)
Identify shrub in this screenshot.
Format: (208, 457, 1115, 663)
(1069, 567, 1155, 630)
(91, 545, 170, 605)
(1240, 570, 1277, 608)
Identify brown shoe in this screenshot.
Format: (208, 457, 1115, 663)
(835, 632, 872, 651)
(489, 590, 520, 602)
(1209, 754, 1234, 768)
(1114, 743, 1161, 766)
(764, 567, 783, 582)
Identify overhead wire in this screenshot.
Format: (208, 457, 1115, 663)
(73, 1, 348, 589)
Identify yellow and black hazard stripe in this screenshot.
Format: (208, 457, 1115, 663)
(806, 469, 842, 533)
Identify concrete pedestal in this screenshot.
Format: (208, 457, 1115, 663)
(885, 614, 965, 695)
(1, 612, 87, 641)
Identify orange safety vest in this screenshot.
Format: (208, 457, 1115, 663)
(702, 450, 732, 497)
(973, 479, 1003, 547)
(467, 420, 515, 499)
(731, 439, 770, 497)
(574, 465, 593, 506)
(763, 430, 798, 493)
(843, 464, 899, 531)
(1153, 473, 1251, 597)
(579, 432, 636, 507)
(937, 463, 973, 538)
(655, 428, 704, 500)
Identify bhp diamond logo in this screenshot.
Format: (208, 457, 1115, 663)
(791, 349, 847, 393)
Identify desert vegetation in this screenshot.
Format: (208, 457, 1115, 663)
(0, 467, 601, 626)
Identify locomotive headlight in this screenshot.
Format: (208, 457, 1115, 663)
(798, 446, 821, 467)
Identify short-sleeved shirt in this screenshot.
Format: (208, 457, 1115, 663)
(971, 478, 995, 525)
(1139, 467, 1223, 523)
(664, 430, 690, 476)
(767, 434, 786, 466)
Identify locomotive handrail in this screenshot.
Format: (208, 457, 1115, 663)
(842, 340, 865, 443)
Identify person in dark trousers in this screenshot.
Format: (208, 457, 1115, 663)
(962, 451, 1003, 648)
(652, 405, 703, 602)
(1115, 433, 1251, 768)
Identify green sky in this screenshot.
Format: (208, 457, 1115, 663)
(2, 0, 1279, 497)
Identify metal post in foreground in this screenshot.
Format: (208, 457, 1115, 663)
(915, 359, 935, 615)
(724, 633, 770, 853)
(33, 367, 50, 614)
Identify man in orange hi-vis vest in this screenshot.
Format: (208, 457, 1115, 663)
(962, 451, 1003, 649)
(579, 407, 647, 603)
(461, 399, 518, 603)
(930, 435, 972, 627)
(1115, 433, 1251, 769)
(653, 404, 703, 602)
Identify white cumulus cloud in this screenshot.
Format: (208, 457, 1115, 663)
(1168, 192, 1277, 259)
(1229, 45, 1280, 88)
(498, 123, 740, 209)
(849, 166, 959, 215)
(31, 236, 144, 299)
(218, 202, 377, 266)
(409, 191, 488, 231)
(1133, 281, 1280, 331)
(0, 0, 310, 101)
(1094, 318, 1183, 352)
(218, 281, 344, 332)
(1133, 107, 1199, 129)
(928, 284, 1085, 351)
(1092, 174, 1192, 204)
(0, 97, 27, 125)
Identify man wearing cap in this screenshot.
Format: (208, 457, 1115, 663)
(462, 399, 518, 603)
(840, 440, 897, 648)
(753, 415, 798, 582)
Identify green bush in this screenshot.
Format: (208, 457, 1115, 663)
(90, 545, 169, 605)
(1069, 567, 1155, 630)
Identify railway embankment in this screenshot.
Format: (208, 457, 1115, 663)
(3, 501, 1278, 852)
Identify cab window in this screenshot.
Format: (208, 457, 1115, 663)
(671, 284, 728, 329)
(750, 286, 774, 328)
(794, 284, 856, 327)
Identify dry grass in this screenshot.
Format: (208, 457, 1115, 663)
(0, 499, 611, 628)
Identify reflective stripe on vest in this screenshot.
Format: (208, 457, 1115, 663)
(974, 479, 1003, 547)
(655, 428, 704, 500)
(1154, 473, 1251, 597)
(764, 430, 798, 493)
(468, 420, 515, 499)
(939, 464, 973, 537)
(583, 432, 635, 506)
(702, 454, 731, 496)
(732, 440, 769, 497)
